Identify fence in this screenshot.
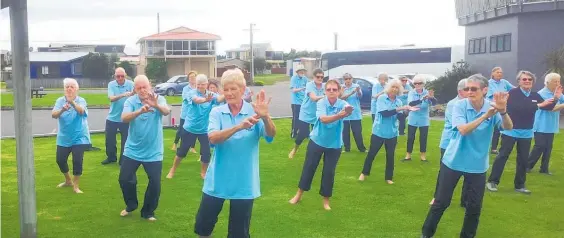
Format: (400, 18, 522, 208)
(5, 78, 113, 89)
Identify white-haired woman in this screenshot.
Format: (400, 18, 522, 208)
(528, 73, 564, 174)
(487, 67, 515, 154)
(167, 74, 224, 179)
(340, 73, 366, 152)
(359, 79, 418, 184)
(51, 78, 90, 194)
(404, 75, 437, 162)
(194, 68, 276, 237)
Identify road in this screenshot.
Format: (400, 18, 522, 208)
(1, 82, 293, 138)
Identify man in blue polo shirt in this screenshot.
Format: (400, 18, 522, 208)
(118, 75, 170, 221)
(420, 74, 513, 238)
(102, 67, 134, 165)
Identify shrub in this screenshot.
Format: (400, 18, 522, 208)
(427, 61, 475, 104)
(254, 80, 265, 86)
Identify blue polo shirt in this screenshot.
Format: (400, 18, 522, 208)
(373, 94, 403, 139)
(310, 97, 348, 149)
(53, 96, 91, 147)
(439, 96, 462, 149)
(203, 101, 274, 199)
(501, 88, 534, 139)
(122, 95, 168, 162)
(342, 83, 363, 121)
(290, 75, 308, 105)
(486, 78, 514, 100)
(371, 83, 386, 114)
(398, 83, 413, 105)
(442, 99, 502, 173)
(299, 82, 325, 124)
(180, 84, 196, 119)
(533, 87, 564, 134)
(107, 80, 134, 122)
(407, 89, 435, 127)
(183, 90, 218, 134)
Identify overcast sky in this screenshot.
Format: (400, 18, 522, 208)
(0, 0, 464, 55)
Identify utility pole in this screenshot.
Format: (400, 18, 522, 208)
(334, 32, 338, 50)
(244, 23, 258, 84)
(157, 13, 160, 33)
(9, 0, 38, 237)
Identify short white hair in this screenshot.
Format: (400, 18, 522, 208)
(378, 72, 388, 79)
(115, 67, 126, 75)
(196, 74, 208, 84)
(134, 75, 150, 85)
(544, 73, 561, 86)
(412, 74, 427, 84)
(221, 68, 246, 87)
(63, 78, 79, 89)
(457, 78, 467, 91)
(384, 79, 404, 95)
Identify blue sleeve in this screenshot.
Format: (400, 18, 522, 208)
(451, 101, 467, 130)
(123, 98, 134, 114)
(53, 97, 64, 112)
(486, 87, 494, 100)
(256, 119, 274, 143)
(407, 90, 415, 103)
(77, 98, 88, 117)
(315, 100, 326, 118)
(444, 102, 454, 124)
(290, 76, 298, 89)
(107, 84, 116, 97)
(376, 95, 391, 112)
(182, 86, 192, 103)
(208, 108, 221, 134)
(559, 95, 564, 104)
(187, 89, 197, 105)
(371, 84, 378, 97)
(305, 83, 315, 98)
(506, 80, 515, 91)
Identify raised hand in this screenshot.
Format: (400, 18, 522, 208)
(251, 90, 272, 118)
(490, 92, 509, 112)
(485, 107, 498, 118)
(145, 92, 159, 107)
(240, 116, 260, 130)
(62, 103, 71, 111)
(344, 105, 354, 114)
(140, 104, 153, 113)
(554, 85, 562, 99)
(407, 106, 420, 112)
(205, 93, 214, 102)
(539, 98, 555, 107)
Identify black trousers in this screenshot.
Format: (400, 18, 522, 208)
(528, 132, 555, 173)
(194, 193, 254, 237)
(488, 135, 531, 189)
(422, 163, 486, 238)
(174, 118, 185, 144)
(176, 129, 211, 163)
(397, 112, 407, 135)
(105, 120, 129, 163)
(361, 135, 397, 180)
(491, 127, 501, 151)
(118, 156, 162, 218)
(298, 140, 341, 197)
(434, 148, 467, 206)
(342, 120, 366, 152)
(407, 125, 429, 153)
(294, 120, 312, 146)
(56, 145, 87, 176)
(291, 104, 301, 138)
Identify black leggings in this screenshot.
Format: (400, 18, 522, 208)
(294, 120, 312, 146)
(56, 145, 87, 175)
(291, 104, 301, 138)
(342, 120, 366, 152)
(362, 134, 397, 180)
(407, 125, 429, 153)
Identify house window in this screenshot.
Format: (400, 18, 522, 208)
(71, 62, 82, 75)
(468, 37, 486, 55)
(41, 66, 49, 75)
(490, 34, 511, 53)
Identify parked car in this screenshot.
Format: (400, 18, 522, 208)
(154, 75, 188, 96)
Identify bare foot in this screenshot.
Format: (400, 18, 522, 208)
(358, 174, 365, 181)
(166, 171, 174, 179)
(386, 180, 394, 185)
(197, 156, 201, 162)
(73, 187, 83, 194)
(200, 173, 205, 179)
(190, 148, 197, 153)
(323, 198, 331, 211)
(289, 195, 301, 204)
(146, 217, 157, 222)
(429, 198, 435, 205)
(288, 148, 297, 159)
(57, 182, 72, 188)
(421, 156, 427, 162)
(171, 144, 177, 151)
(120, 209, 130, 217)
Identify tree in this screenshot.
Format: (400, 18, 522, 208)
(108, 53, 120, 76)
(284, 49, 322, 60)
(427, 61, 475, 103)
(82, 53, 110, 79)
(145, 58, 168, 83)
(544, 44, 564, 83)
(244, 58, 267, 74)
(117, 61, 135, 77)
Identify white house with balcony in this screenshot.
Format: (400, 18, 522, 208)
(137, 26, 221, 79)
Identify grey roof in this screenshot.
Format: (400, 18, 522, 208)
(29, 52, 89, 62)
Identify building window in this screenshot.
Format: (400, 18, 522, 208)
(165, 40, 215, 56)
(490, 34, 511, 53)
(72, 62, 82, 75)
(41, 66, 49, 75)
(468, 37, 486, 54)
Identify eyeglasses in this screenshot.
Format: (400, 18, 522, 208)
(521, 78, 533, 82)
(315, 76, 324, 79)
(326, 88, 339, 92)
(344, 78, 352, 80)
(413, 82, 423, 85)
(401, 79, 408, 82)
(116, 75, 125, 79)
(463, 87, 480, 92)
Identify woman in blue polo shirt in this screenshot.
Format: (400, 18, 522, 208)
(194, 68, 276, 237)
(487, 67, 515, 154)
(397, 76, 413, 135)
(52, 78, 91, 194)
(289, 79, 352, 210)
(167, 74, 224, 179)
(528, 73, 564, 174)
(290, 66, 308, 138)
(404, 75, 437, 162)
(340, 73, 366, 152)
(172, 71, 198, 152)
(420, 74, 513, 238)
(359, 79, 417, 184)
(371, 73, 388, 122)
(288, 68, 325, 159)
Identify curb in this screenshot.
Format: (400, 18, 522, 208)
(1, 104, 182, 111)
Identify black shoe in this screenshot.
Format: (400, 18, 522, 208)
(101, 159, 117, 165)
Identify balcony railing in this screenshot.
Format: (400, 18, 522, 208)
(455, 0, 563, 18)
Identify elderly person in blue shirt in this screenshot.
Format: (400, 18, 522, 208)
(430, 78, 468, 205)
(487, 71, 556, 194)
(118, 75, 170, 221)
(340, 73, 366, 152)
(172, 71, 198, 152)
(528, 73, 564, 174)
(359, 79, 418, 185)
(102, 67, 134, 165)
(289, 79, 353, 211)
(397, 76, 413, 135)
(487, 67, 515, 154)
(288, 68, 325, 159)
(167, 74, 224, 179)
(420, 74, 513, 238)
(404, 74, 437, 162)
(52, 78, 90, 194)
(371, 73, 388, 122)
(290, 66, 308, 138)
(194, 68, 276, 238)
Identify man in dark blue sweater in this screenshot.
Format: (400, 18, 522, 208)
(487, 70, 556, 194)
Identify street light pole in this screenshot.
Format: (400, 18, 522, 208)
(249, 23, 255, 84)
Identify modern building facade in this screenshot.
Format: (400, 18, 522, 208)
(456, 0, 564, 89)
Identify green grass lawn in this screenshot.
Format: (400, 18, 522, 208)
(0, 81, 6, 89)
(2, 118, 563, 237)
(254, 74, 289, 86)
(0, 93, 183, 107)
